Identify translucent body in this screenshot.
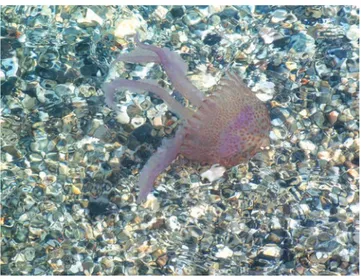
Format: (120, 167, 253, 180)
(102, 35, 271, 203)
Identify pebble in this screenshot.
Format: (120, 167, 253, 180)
(170, 6, 185, 18)
(189, 72, 217, 92)
(152, 115, 163, 128)
(203, 33, 222, 46)
(209, 15, 221, 26)
(0, 69, 5, 82)
(1, 5, 359, 277)
(327, 111, 339, 125)
(183, 10, 202, 26)
(72, 185, 82, 195)
(271, 9, 288, 23)
(153, 6, 168, 20)
(215, 246, 234, 259)
(259, 27, 278, 44)
(143, 194, 160, 211)
(343, 138, 354, 149)
(130, 115, 146, 129)
(346, 25, 359, 41)
(299, 140, 317, 154)
(115, 105, 131, 124)
(258, 244, 282, 259)
(200, 164, 226, 183)
(167, 216, 181, 231)
(114, 15, 146, 41)
(2, 57, 19, 77)
(23, 248, 36, 261)
(77, 9, 104, 27)
(254, 81, 275, 101)
(190, 205, 206, 219)
(317, 150, 331, 161)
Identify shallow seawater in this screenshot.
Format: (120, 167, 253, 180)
(0, 5, 359, 275)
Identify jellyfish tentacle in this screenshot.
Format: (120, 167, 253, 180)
(102, 78, 191, 119)
(137, 127, 186, 203)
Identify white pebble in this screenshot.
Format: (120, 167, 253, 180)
(190, 205, 206, 219)
(317, 150, 331, 161)
(346, 25, 359, 41)
(143, 194, 160, 211)
(116, 106, 130, 124)
(215, 246, 234, 259)
(260, 244, 282, 258)
(271, 9, 288, 23)
(114, 15, 145, 40)
(299, 140, 317, 154)
(77, 8, 104, 27)
(168, 216, 181, 231)
(200, 164, 226, 183)
(343, 138, 354, 149)
(0, 70, 5, 81)
(2, 57, 19, 78)
(130, 115, 146, 129)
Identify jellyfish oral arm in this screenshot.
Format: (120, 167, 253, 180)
(137, 127, 185, 203)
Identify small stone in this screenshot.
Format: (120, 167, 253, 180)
(311, 111, 325, 127)
(2, 57, 19, 77)
(299, 140, 317, 154)
(200, 164, 226, 183)
(299, 109, 309, 118)
(317, 150, 331, 161)
(271, 118, 284, 127)
(22, 95, 37, 110)
(153, 6, 168, 20)
(343, 138, 354, 149)
(130, 116, 146, 129)
(215, 246, 234, 259)
(77, 8, 103, 27)
(203, 33, 222, 46)
(82, 261, 95, 276)
(353, 231, 359, 244)
(115, 106, 130, 124)
(259, 244, 282, 258)
(254, 81, 275, 101)
(258, 27, 282, 44)
(143, 194, 160, 211)
(114, 15, 146, 41)
(23, 248, 35, 261)
(332, 149, 346, 165)
(69, 261, 83, 274)
(270, 127, 287, 140)
(189, 72, 217, 92)
(315, 61, 331, 77)
(327, 111, 339, 125)
(271, 9, 288, 23)
(152, 115, 163, 128)
(0, 70, 5, 81)
(156, 254, 168, 267)
(170, 6, 185, 18)
(190, 205, 206, 219)
(209, 15, 221, 26)
(109, 157, 120, 168)
(339, 109, 355, 122)
(296, 265, 305, 275)
(346, 25, 359, 41)
(285, 61, 297, 71)
(347, 168, 358, 179)
(168, 216, 181, 231)
(183, 10, 202, 26)
(72, 185, 81, 195)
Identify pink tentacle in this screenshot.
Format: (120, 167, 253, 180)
(102, 78, 191, 119)
(135, 33, 204, 107)
(137, 127, 186, 203)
